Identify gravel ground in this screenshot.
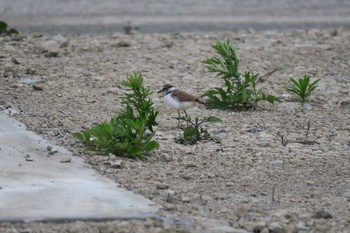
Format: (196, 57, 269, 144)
(1, 29, 350, 232)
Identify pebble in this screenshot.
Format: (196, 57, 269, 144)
(156, 183, 170, 190)
(248, 127, 263, 133)
(19, 78, 38, 85)
(113, 40, 131, 47)
(256, 140, 271, 147)
(184, 162, 197, 168)
(303, 103, 313, 110)
(60, 156, 72, 163)
(182, 175, 192, 180)
(110, 160, 124, 169)
(268, 222, 285, 233)
(160, 153, 172, 162)
(206, 172, 215, 178)
(253, 221, 266, 232)
(32, 85, 44, 91)
(11, 56, 20, 64)
(181, 196, 191, 203)
(225, 182, 235, 187)
(164, 190, 176, 203)
(312, 209, 332, 219)
(106, 87, 120, 95)
(270, 160, 284, 165)
(200, 194, 213, 202)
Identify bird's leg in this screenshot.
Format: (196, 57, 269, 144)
(177, 110, 181, 128)
(183, 110, 189, 127)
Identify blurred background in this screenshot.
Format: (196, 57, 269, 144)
(1, 0, 350, 35)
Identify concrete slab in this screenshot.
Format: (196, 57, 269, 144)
(0, 111, 159, 222)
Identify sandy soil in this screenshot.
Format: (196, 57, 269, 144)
(1, 29, 350, 232)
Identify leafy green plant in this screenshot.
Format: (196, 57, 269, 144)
(175, 116, 221, 145)
(287, 75, 320, 103)
(73, 72, 159, 159)
(202, 39, 280, 110)
(0, 21, 18, 36)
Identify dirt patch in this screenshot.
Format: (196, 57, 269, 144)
(1, 29, 350, 232)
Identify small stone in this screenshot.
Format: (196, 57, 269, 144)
(106, 87, 120, 95)
(60, 156, 72, 163)
(156, 183, 170, 190)
(268, 222, 285, 233)
(182, 175, 192, 180)
(47, 146, 53, 151)
(295, 221, 309, 231)
(19, 78, 38, 85)
(163, 203, 177, 211)
(303, 103, 313, 110)
(218, 129, 228, 134)
(277, 93, 291, 100)
(160, 153, 172, 162)
(0, 53, 7, 58)
(312, 209, 332, 219)
(26, 67, 37, 75)
(207, 172, 215, 178)
(164, 190, 176, 203)
(32, 85, 43, 91)
(184, 162, 197, 168)
(270, 160, 284, 165)
(110, 160, 124, 169)
(226, 182, 234, 187)
(25, 157, 34, 162)
(181, 196, 191, 203)
(113, 40, 131, 47)
(200, 194, 213, 202)
(45, 51, 58, 57)
(11, 56, 20, 64)
(253, 221, 267, 233)
(248, 127, 263, 133)
(256, 140, 271, 147)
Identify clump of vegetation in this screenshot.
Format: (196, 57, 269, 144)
(202, 39, 280, 110)
(0, 21, 18, 36)
(287, 75, 320, 103)
(175, 116, 221, 145)
(73, 72, 159, 159)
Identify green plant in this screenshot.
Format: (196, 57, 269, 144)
(273, 131, 289, 146)
(73, 72, 159, 159)
(287, 75, 320, 103)
(305, 119, 312, 139)
(202, 39, 280, 110)
(0, 21, 18, 36)
(175, 116, 221, 145)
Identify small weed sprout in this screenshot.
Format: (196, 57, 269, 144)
(0, 21, 18, 36)
(175, 116, 221, 145)
(202, 39, 280, 110)
(305, 119, 312, 139)
(287, 75, 320, 103)
(274, 131, 289, 146)
(73, 72, 159, 159)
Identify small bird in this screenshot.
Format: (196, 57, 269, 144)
(158, 84, 204, 127)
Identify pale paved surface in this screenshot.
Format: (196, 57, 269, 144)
(1, 0, 350, 34)
(0, 111, 158, 222)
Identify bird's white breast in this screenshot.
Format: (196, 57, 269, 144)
(163, 94, 195, 110)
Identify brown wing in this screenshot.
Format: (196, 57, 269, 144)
(172, 89, 204, 104)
